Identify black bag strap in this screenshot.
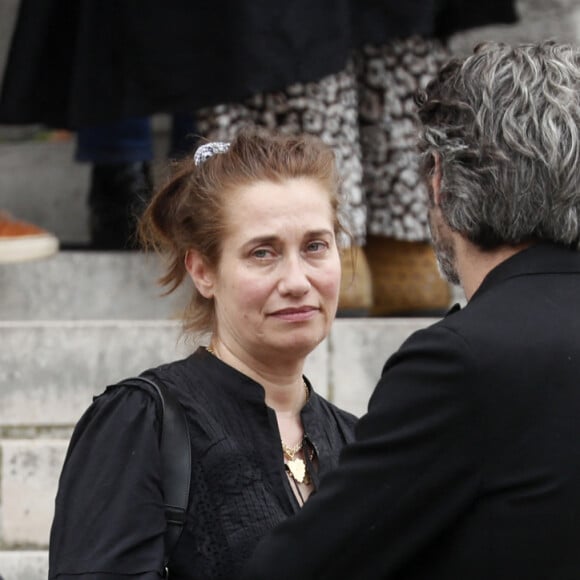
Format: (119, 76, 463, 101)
(120, 376, 191, 577)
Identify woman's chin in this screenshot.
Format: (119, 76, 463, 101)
(270, 333, 326, 359)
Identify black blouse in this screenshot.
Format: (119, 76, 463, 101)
(49, 347, 357, 579)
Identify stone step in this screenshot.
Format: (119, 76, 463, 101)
(0, 320, 187, 427)
(0, 318, 434, 428)
(1, 440, 68, 549)
(0, 251, 190, 320)
(0, 250, 460, 322)
(0, 550, 48, 580)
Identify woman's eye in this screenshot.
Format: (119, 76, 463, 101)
(252, 248, 273, 259)
(306, 241, 327, 253)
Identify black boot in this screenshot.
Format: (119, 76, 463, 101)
(88, 162, 152, 250)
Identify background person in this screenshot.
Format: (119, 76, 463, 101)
(48, 129, 357, 579)
(76, 113, 198, 249)
(243, 41, 580, 580)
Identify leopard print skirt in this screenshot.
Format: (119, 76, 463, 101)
(196, 36, 450, 245)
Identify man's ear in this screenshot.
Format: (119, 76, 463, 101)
(431, 152, 443, 206)
(185, 249, 215, 298)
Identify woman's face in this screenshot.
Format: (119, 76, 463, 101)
(207, 177, 341, 362)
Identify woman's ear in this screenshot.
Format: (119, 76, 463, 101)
(185, 249, 215, 298)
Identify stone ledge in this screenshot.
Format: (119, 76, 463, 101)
(0, 550, 48, 580)
(1, 441, 68, 548)
(0, 320, 329, 425)
(0, 318, 435, 426)
(0, 321, 188, 426)
(0, 251, 190, 321)
(330, 318, 434, 417)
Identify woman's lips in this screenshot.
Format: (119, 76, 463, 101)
(270, 306, 319, 322)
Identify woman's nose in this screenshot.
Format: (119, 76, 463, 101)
(277, 256, 311, 296)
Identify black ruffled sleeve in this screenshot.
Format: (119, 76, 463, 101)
(49, 385, 166, 579)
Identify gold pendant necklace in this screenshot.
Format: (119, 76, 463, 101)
(282, 439, 309, 484)
(286, 457, 307, 484)
(281, 440, 303, 458)
(280, 383, 310, 485)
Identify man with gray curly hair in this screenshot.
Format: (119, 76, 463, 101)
(244, 42, 580, 580)
(419, 41, 580, 291)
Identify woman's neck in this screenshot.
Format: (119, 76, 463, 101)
(207, 339, 308, 414)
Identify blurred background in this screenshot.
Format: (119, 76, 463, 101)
(1, 0, 579, 578)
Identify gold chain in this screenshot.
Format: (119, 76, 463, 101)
(281, 439, 304, 459)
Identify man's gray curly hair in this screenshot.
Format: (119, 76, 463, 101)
(417, 41, 580, 249)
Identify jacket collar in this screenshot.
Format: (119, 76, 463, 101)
(445, 243, 580, 317)
(471, 242, 580, 302)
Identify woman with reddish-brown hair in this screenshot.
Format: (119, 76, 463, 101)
(48, 129, 357, 580)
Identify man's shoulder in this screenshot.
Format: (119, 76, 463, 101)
(379, 309, 492, 386)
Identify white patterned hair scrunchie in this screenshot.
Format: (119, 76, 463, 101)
(193, 141, 231, 166)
